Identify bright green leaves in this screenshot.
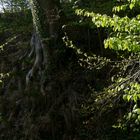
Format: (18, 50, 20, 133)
(129, 0, 140, 9)
(75, 0, 140, 52)
(123, 82, 140, 103)
(129, 3, 135, 9)
(75, 0, 140, 132)
(133, 108, 140, 115)
(113, 4, 128, 12)
(121, 82, 140, 130)
(75, 9, 140, 34)
(75, 8, 140, 52)
(104, 35, 140, 52)
(113, 0, 140, 12)
(107, 79, 140, 130)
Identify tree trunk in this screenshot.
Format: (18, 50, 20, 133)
(26, 0, 79, 139)
(26, 0, 62, 89)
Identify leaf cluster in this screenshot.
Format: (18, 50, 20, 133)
(75, 1, 140, 52)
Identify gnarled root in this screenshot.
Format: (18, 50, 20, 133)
(26, 32, 44, 90)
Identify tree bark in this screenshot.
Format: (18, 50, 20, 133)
(26, 1, 79, 139)
(26, 0, 62, 89)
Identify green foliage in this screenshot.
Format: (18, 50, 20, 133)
(74, 0, 140, 136)
(113, 0, 140, 12)
(123, 82, 140, 103)
(1, 0, 140, 139)
(62, 30, 110, 70)
(75, 1, 140, 52)
(122, 82, 140, 131)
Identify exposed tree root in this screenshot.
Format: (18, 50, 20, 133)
(26, 32, 44, 90)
